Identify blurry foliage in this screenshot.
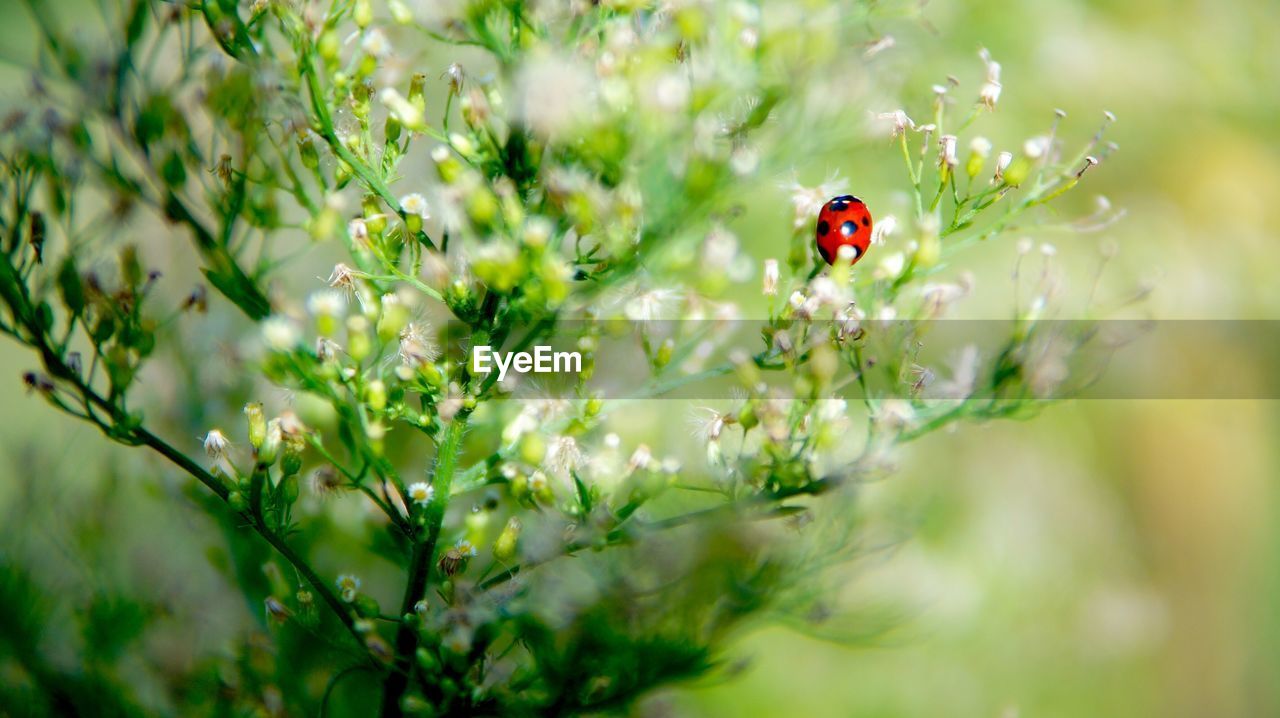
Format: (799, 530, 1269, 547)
(0, 0, 1127, 715)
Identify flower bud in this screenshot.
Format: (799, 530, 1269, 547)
(245, 403, 266, 450)
(257, 418, 283, 465)
(366, 379, 387, 412)
(967, 137, 991, 179)
(493, 517, 521, 562)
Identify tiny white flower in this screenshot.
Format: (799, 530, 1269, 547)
(398, 322, 438, 367)
(379, 88, 425, 132)
(994, 151, 1013, 182)
(938, 134, 958, 168)
(361, 29, 391, 59)
(307, 290, 346, 317)
(347, 217, 370, 245)
(1040, 243, 1058, 257)
(874, 400, 916, 430)
(407, 482, 434, 506)
(863, 35, 895, 58)
(978, 48, 1002, 108)
(1024, 137, 1050, 159)
(970, 136, 992, 157)
(1016, 237, 1035, 255)
(400, 193, 430, 220)
(336, 574, 361, 602)
(627, 445, 652, 472)
(203, 429, 230, 459)
(762, 259, 779, 296)
(876, 110, 915, 138)
(546, 435, 582, 475)
(455, 539, 477, 557)
(624, 288, 679, 321)
(870, 215, 897, 245)
(262, 316, 300, 351)
(875, 252, 906, 280)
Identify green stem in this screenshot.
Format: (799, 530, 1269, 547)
(379, 413, 470, 717)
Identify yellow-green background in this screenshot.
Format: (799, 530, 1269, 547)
(1, 1, 1278, 716)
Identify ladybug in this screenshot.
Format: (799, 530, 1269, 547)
(815, 195, 873, 265)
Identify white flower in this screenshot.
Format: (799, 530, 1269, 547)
(809, 276, 848, 308)
(1024, 137, 1050, 159)
(361, 29, 391, 59)
(938, 134, 958, 168)
(546, 435, 582, 475)
(262, 316, 300, 351)
(653, 73, 689, 112)
(994, 151, 1013, 182)
(782, 174, 848, 229)
(624, 288, 679, 321)
(874, 400, 915, 430)
(307, 290, 346, 317)
(978, 48, 1002, 108)
(1040, 243, 1058, 257)
(502, 408, 539, 444)
(203, 429, 230, 459)
(1016, 237, 1035, 255)
(870, 215, 897, 245)
(347, 217, 370, 244)
(400, 193, 430, 220)
(398, 322, 438, 367)
(407, 482, 434, 507)
(455, 539, 477, 557)
(933, 345, 980, 399)
(875, 252, 906, 280)
(863, 35, 895, 58)
(336, 574, 361, 602)
(627, 445, 652, 472)
(762, 259, 779, 296)
(379, 88, 425, 132)
(970, 136, 992, 157)
(690, 407, 726, 442)
(876, 110, 915, 138)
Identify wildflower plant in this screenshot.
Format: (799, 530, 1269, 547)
(0, 0, 1125, 715)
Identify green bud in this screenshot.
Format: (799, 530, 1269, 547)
(362, 194, 386, 235)
(244, 403, 266, 450)
(318, 30, 340, 63)
(654, 338, 675, 369)
(493, 517, 521, 562)
(353, 0, 372, 28)
(257, 419, 282, 465)
(366, 380, 388, 412)
(347, 316, 372, 362)
(228, 491, 248, 512)
(1003, 157, 1032, 188)
(279, 473, 300, 503)
(519, 434, 546, 465)
(57, 258, 84, 314)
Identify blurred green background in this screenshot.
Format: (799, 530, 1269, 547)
(2, 1, 1279, 716)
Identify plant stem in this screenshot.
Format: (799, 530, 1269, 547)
(380, 412, 470, 716)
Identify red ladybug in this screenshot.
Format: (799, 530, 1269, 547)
(815, 195, 873, 265)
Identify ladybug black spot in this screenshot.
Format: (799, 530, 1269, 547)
(829, 201, 848, 211)
(817, 220, 830, 235)
(840, 220, 856, 237)
(850, 244, 862, 258)
(817, 243, 832, 263)
(861, 215, 870, 227)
